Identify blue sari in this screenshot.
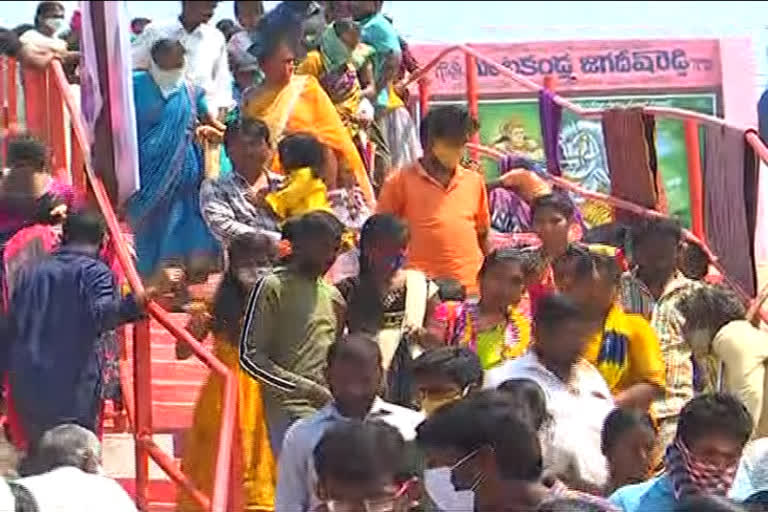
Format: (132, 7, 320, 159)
(127, 71, 219, 277)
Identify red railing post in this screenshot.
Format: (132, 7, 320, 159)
(418, 78, 430, 119)
(47, 69, 68, 182)
(684, 119, 706, 241)
(133, 318, 152, 511)
(465, 52, 479, 159)
(7, 58, 17, 128)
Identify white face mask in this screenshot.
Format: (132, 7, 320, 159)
(149, 59, 186, 98)
(423, 467, 475, 512)
(43, 17, 67, 35)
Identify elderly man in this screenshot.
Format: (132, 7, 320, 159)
(16, 424, 137, 511)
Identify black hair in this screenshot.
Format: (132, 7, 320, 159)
(150, 38, 184, 63)
(417, 390, 543, 481)
(314, 420, 406, 485)
(420, 105, 479, 149)
(601, 408, 655, 455)
(583, 222, 630, 251)
(533, 294, 584, 334)
(210, 232, 272, 341)
(538, 498, 613, 512)
(412, 347, 483, 390)
(552, 244, 594, 284)
(249, 15, 298, 63)
(680, 240, 710, 281)
(282, 210, 344, 246)
(433, 277, 466, 302)
(478, 247, 525, 279)
(344, 214, 409, 334)
(235, 0, 265, 18)
(677, 393, 753, 449)
(7, 134, 47, 171)
(131, 17, 151, 27)
(216, 19, 240, 40)
(35, 1, 64, 27)
(630, 217, 682, 249)
(674, 496, 747, 512)
(531, 192, 575, 222)
(277, 132, 325, 176)
(224, 116, 270, 151)
(676, 284, 746, 337)
(0, 28, 22, 57)
(333, 18, 360, 37)
(326, 332, 383, 370)
(62, 209, 105, 246)
(496, 378, 550, 432)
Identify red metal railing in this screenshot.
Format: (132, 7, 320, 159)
(0, 57, 238, 511)
(4, 36, 768, 512)
(407, 43, 768, 317)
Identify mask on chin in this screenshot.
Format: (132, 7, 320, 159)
(432, 141, 464, 170)
(149, 60, 186, 99)
(423, 467, 475, 512)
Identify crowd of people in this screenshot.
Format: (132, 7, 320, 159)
(1, 1, 768, 511)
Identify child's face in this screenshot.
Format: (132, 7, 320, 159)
(339, 28, 360, 51)
(608, 425, 656, 485)
(532, 207, 570, 255)
(295, 235, 341, 277)
(480, 261, 524, 309)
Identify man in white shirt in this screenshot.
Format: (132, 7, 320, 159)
(276, 333, 425, 512)
(16, 424, 137, 512)
(132, 1, 233, 117)
(485, 294, 614, 492)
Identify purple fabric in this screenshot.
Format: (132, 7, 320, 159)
(489, 188, 531, 233)
(702, 124, 757, 296)
(538, 89, 562, 176)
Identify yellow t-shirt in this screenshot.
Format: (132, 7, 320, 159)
(265, 167, 331, 220)
(583, 304, 666, 394)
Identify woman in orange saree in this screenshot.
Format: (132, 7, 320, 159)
(177, 234, 277, 512)
(241, 34, 375, 207)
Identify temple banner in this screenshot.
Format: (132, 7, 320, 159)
(412, 39, 722, 96)
(430, 93, 717, 228)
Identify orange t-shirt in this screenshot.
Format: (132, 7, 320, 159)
(377, 162, 490, 295)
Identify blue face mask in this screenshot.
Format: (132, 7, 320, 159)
(390, 252, 406, 272)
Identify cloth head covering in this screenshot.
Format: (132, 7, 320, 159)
(319, 22, 352, 72)
(730, 438, 768, 502)
(665, 437, 739, 500)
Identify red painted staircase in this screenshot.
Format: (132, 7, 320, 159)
(110, 311, 212, 512)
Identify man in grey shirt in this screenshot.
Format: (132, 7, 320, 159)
(199, 117, 282, 269)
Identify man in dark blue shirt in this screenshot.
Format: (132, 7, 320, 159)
(6, 210, 145, 443)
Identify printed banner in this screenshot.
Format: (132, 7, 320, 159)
(432, 94, 716, 228)
(412, 39, 722, 96)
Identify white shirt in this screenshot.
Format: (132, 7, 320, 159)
(485, 351, 614, 490)
(276, 397, 425, 512)
(19, 29, 68, 54)
(17, 466, 137, 512)
(131, 17, 233, 112)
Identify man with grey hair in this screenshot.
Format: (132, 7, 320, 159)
(15, 424, 137, 511)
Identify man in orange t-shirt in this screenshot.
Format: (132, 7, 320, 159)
(377, 105, 490, 295)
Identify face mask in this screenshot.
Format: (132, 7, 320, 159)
(450, 448, 486, 492)
(44, 17, 67, 35)
(424, 467, 475, 512)
(149, 59, 186, 98)
(432, 141, 464, 170)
